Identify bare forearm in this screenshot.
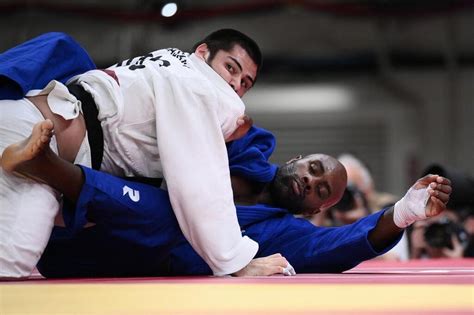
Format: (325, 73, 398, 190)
(368, 207, 404, 252)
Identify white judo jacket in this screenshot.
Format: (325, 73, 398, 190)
(70, 48, 259, 275)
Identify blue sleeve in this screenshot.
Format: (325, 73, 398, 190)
(167, 204, 288, 276)
(0, 32, 96, 99)
(167, 208, 402, 275)
(168, 240, 213, 275)
(249, 209, 402, 273)
(62, 166, 181, 248)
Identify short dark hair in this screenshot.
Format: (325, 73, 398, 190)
(192, 29, 263, 75)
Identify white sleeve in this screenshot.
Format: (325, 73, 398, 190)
(154, 74, 258, 276)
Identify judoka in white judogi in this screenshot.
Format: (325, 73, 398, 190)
(0, 46, 258, 278)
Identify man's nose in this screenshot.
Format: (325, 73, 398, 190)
(303, 175, 317, 192)
(230, 77, 241, 93)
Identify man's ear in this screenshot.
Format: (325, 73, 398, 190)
(194, 43, 210, 60)
(285, 155, 302, 165)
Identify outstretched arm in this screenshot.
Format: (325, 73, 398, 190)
(232, 175, 452, 274)
(368, 175, 451, 252)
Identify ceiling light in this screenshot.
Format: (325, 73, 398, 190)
(161, 2, 178, 17)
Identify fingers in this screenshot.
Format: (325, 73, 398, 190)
(414, 174, 439, 188)
(263, 253, 296, 276)
(415, 175, 451, 194)
(428, 180, 451, 204)
(429, 195, 445, 207)
(426, 195, 446, 217)
(264, 263, 295, 276)
(260, 253, 289, 266)
(429, 181, 452, 194)
(424, 175, 452, 218)
(435, 176, 451, 185)
(270, 266, 289, 276)
(428, 189, 450, 204)
(426, 175, 455, 216)
(282, 263, 296, 276)
(225, 115, 254, 142)
(237, 115, 253, 127)
(265, 253, 284, 259)
(232, 253, 294, 277)
(266, 254, 289, 268)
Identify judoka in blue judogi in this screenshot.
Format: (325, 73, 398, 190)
(37, 126, 401, 277)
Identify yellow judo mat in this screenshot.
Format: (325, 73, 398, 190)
(1, 282, 473, 314)
(1, 259, 473, 314)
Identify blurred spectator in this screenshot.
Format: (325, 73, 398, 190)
(329, 183, 371, 226)
(337, 153, 398, 212)
(408, 163, 474, 259)
(409, 214, 469, 259)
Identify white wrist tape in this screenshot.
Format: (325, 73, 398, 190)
(393, 187, 430, 228)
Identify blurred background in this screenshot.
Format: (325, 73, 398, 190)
(1, 0, 473, 196)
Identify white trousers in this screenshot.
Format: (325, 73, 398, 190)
(0, 98, 62, 278)
(0, 95, 92, 279)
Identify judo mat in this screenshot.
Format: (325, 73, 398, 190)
(1, 258, 473, 314)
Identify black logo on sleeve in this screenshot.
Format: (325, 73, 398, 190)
(130, 54, 171, 70)
(115, 48, 189, 71)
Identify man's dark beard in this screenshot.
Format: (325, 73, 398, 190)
(269, 162, 305, 214)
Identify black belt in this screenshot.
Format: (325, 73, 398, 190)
(67, 84, 103, 170)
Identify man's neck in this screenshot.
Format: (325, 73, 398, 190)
(254, 185, 274, 205)
(231, 175, 272, 206)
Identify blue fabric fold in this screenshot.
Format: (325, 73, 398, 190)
(0, 32, 96, 99)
